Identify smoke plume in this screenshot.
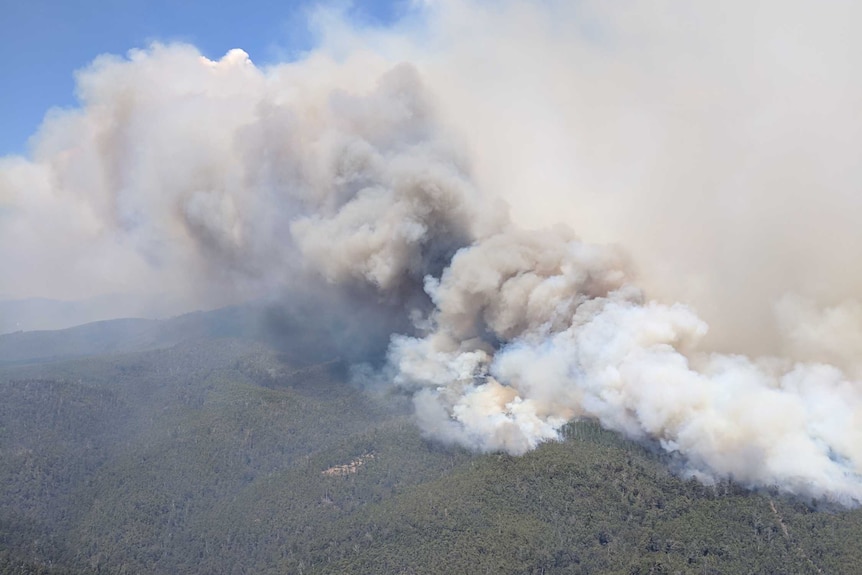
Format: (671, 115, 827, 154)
(3, 0, 862, 504)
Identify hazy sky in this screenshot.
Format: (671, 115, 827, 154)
(0, 0, 403, 156)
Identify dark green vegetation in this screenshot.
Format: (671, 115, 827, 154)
(2, 306, 862, 574)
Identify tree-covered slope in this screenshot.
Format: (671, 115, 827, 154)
(1, 311, 861, 574)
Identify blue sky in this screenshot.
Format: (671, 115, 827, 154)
(0, 0, 403, 157)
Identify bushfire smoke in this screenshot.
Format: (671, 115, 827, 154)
(2, 1, 862, 504)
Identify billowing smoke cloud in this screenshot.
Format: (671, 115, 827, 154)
(0, 44, 492, 306)
(3, 1, 862, 504)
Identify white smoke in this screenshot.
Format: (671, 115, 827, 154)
(0, 44, 495, 305)
(3, 1, 862, 504)
(387, 225, 862, 503)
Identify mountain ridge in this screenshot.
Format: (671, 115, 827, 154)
(1, 305, 861, 574)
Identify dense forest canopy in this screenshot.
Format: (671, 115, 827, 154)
(2, 306, 862, 574)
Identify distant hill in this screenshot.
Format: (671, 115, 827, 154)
(0, 275, 418, 366)
(1, 305, 861, 574)
(0, 294, 190, 334)
(0, 305, 271, 365)
(0, 291, 406, 366)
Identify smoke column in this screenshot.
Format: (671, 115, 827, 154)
(2, 1, 862, 504)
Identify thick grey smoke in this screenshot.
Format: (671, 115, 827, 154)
(3, 1, 862, 504)
(0, 45, 499, 307)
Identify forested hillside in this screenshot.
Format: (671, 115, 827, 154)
(1, 308, 861, 574)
